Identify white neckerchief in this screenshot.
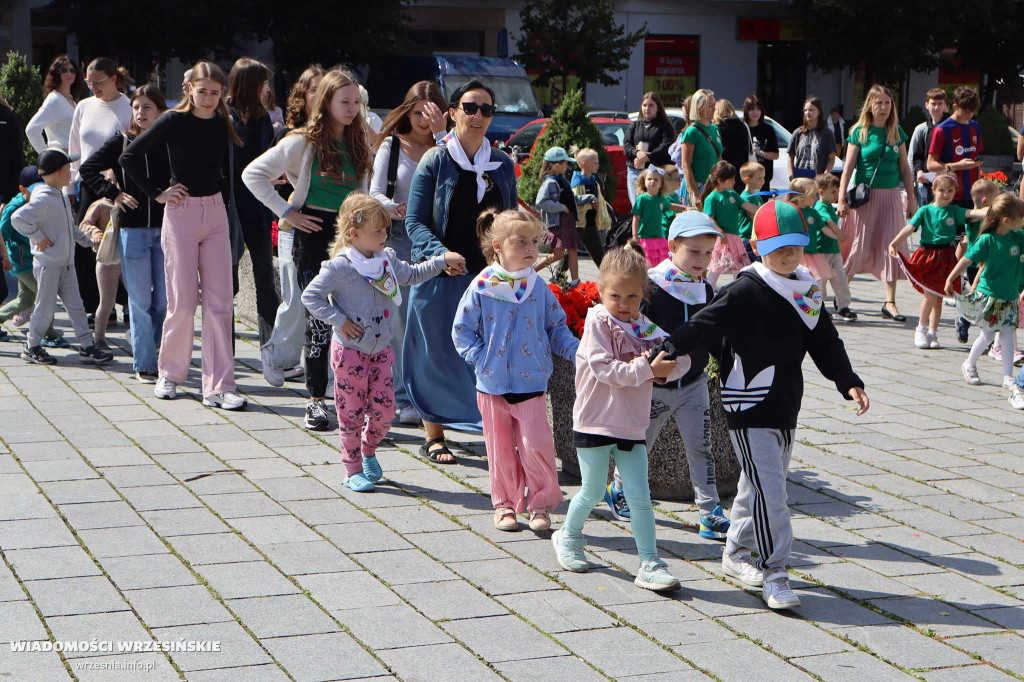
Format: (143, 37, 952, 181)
(594, 304, 668, 341)
(446, 134, 502, 202)
(648, 259, 708, 305)
(473, 262, 537, 304)
(750, 262, 822, 329)
(345, 247, 401, 305)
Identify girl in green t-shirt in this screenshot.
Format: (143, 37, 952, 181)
(945, 195, 1024, 386)
(701, 161, 758, 286)
(631, 167, 684, 266)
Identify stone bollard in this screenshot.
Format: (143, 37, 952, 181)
(546, 355, 740, 501)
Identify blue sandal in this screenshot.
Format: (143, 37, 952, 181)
(344, 472, 375, 492)
(362, 456, 383, 483)
(42, 333, 71, 349)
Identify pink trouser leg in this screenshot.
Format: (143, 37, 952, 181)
(159, 203, 202, 384)
(477, 392, 526, 511)
(510, 396, 563, 512)
(196, 200, 235, 396)
(333, 342, 370, 476)
(361, 347, 396, 458)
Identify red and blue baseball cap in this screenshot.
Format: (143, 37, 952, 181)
(752, 199, 809, 255)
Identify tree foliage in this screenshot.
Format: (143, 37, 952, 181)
(517, 89, 617, 207)
(515, 0, 645, 100)
(0, 51, 43, 164)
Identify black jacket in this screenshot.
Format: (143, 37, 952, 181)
(667, 269, 863, 430)
(0, 105, 24, 204)
(624, 118, 675, 167)
(718, 118, 752, 174)
(230, 110, 274, 225)
(80, 131, 170, 228)
(641, 280, 714, 388)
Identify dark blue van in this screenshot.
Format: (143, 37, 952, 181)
(364, 55, 543, 143)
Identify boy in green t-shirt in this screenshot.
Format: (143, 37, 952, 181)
(738, 162, 765, 263)
(812, 174, 855, 320)
(955, 178, 1001, 344)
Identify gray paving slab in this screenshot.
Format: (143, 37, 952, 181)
(71, 652, 181, 681)
(497, 589, 617, 634)
(125, 585, 233, 628)
(952, 633, 1024, 674)
(254, 475, 339, 501)
(227, 594, 339, 639)
(441, 614, 567, 663)
(140, 507, 230, 536)
(298, 571, 400, 611)
(558, 627, 693, 677)
(100, 553, 198, 590)
(834, 623, 975, 669)
(921, 664, 1021, 681)
(317, 520, 413, 553)
(279, 498, 367, 525)
(0, 646, 74, 681)
(264, 631, 389, 681)
(194, 561, 298, 599)
(5, 545, 101, 580)
(57, 500, 145, 529)
(789, 650, 916, 681)
(676, 635, 815, 681)
(183, 664, 292, 682)
(169, 532, 263, 565)
(0, 493, 55, 521)
(152, 621, 272, 671)
(332, 602, 451, 650)
(25, 576, 128, 616)
(405, 529, 507, 562)
(119, 484, 204, 511)
(800, 562, 921, 600)
(449, 557, 560, 595)
(720, 611, 851, 656)
(356, 548, 458, 584)
(260, 540, 360, 575)
(198, 492, 285, 519)
(377, 642, 501, 682)
(77, 525, 169, 557)
(46, 611, 152, 658)
(0, 517, 78, 549)
(867, 595, 1002, 636)
(496, 655, 607, 682)
(393, 579, 508, 620)
(0, 599, 48, 643)
(370, 503, 462, 533)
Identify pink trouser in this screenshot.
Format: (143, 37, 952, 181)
(332, 342, 395, 475)
(159, 196, 236, 397)
(476, 392, 563, 513)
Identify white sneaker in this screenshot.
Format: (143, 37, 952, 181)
(203, 392, 248, 410)
(721, 551, 763, 587)
(762, 571, 800, 610)
(961, 362, 981, 386)
(914, 328, 929, 349)
(260, 343, 285, 387)
(1002, 375, 1015, 390)
(397, 405, 421, 425)
(154, 377, 177, 400)
(1009, 384, 1024, 409)
(927, 332, 940, 349)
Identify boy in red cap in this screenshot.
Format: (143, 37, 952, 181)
(663, 199, 869, 610)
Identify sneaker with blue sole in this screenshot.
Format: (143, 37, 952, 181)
(344, 472, 375, 492)
(603, 483, 630, 521)
(362, 456, 383, 483)
(699, 505, 730, 539)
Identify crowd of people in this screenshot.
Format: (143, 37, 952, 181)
(0, 51, 1018, 612)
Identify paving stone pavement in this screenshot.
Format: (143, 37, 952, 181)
(0, 266, 1023, 681)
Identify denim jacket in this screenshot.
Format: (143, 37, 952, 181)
(406, 145, 517, 263)
(452, 279, 579, 395)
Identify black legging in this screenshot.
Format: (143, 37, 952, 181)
(231, 198, 279, 345)
(292, 207, 338, 399)
(557, 210, 605, 274)
(75, 183, 127, 314)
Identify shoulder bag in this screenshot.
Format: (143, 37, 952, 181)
(846, 136, 891, 208)
(96, 133, 128, 266)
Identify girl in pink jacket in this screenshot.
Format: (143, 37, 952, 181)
(551, 240, 690, 592)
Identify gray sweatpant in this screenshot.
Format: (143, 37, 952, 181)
(727, 428, 794, 574)
(821, 252, 851, 310)
(28, 263, 93, 350)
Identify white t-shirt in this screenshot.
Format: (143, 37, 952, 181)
(26, 91, 76, 154)
(68, 94, 133, 184)
(369, 138, 418, 210)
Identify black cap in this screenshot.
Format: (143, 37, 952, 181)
(19, 165, 42, 187)
(37, 149, 71, 176)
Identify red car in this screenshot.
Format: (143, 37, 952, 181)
(500, 117, 631, 217)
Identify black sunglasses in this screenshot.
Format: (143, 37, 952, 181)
(457, 102, 494, 118)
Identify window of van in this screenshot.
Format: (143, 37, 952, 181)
(443, 75, 542, 116)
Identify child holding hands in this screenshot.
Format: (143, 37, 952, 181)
(453, 209, 578, 532)
(812, 174, 856, 320)
(301, 193, 466, 492)
(552, 240, 690, 593)
(703, 161, 759, 286)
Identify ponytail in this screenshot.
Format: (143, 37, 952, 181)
(701, 160, 737, 203)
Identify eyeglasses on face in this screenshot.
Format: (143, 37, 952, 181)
(85, 76, 109, 87)
(458, 102, 494, 118)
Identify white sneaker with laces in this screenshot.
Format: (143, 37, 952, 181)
(1002, 375, 1015, 390)
(260, 343, 285, 387)
(154, 377, 177, 400)
(721, 551, 763, 586)
(204, 392, 248, 410)
(914, 328, 929, 349)
(1009, 384, 1024, 410)
(762, 571, 800, 610)
(961, 362, 981, 386)
(927, 331, 940, 349)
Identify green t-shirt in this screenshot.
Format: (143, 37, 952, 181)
(631, 193, 672, 239)
(847, 124, 909, 190)
(965, 231, 1024, 301)
(680, 122, 723, 186)
(909, 203, 967, 246)
(703, 189, 744, 236)
(305, 142, 358, 211)
(800, 206, 824, 254)
(966, 218, 982, 246)
(738, 190, 763, 241)
(812, 200, 840, 254)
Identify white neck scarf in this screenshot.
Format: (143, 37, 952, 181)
(594, 304, 668, 341)
(447, 133, 503, 202)
(750, 262, 822, 329)
(345, 247, 401, 305)
(473, 262, 537, 304)
(648, 259, 708, 305)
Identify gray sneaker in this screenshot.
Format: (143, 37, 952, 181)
(551, 529, 588, 572)
(634, 558, 680, 592)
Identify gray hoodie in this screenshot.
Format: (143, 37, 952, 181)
(301, 247, 447, 354)
(11, 184, 92, 267)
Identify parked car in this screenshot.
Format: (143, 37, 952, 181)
(500, 117, 631, 216)
(629, 109, 843, 189)
(364, 55, 543, 143)
(587, 110, 630, 121)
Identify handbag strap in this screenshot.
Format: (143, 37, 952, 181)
(694, 123, 722, 160)
(385, 135, 401, 200)
(861, 130, 893, 189)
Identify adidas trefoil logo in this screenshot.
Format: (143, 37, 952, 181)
(720, 355, 774, 412)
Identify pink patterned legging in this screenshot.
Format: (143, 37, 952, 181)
(331, 342, 395, 475)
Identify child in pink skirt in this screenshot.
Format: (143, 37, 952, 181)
(703, 161, 759, 286)
(631, 166, 684, 267)
(791, 177, 840, 286)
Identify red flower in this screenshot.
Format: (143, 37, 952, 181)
(549, 281, 601, 337)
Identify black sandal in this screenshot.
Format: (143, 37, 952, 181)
(881, 301, 906, 322)
(420, 437, 458, 465)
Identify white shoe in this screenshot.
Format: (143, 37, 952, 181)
(927, 332, 940, 349)
(914, 328, 929, 349)
(260, 344, 285, 387)
(1002, 375, 1015, 390)
(203, 392, 248, 410)
(154, 377, 177, 400)
(762, 571, 800, 610)
(721, 551, 763, 587)
(961, 362, 981, 386)
(1009, 384, 1024, 409)
(397, 405, 421, 425)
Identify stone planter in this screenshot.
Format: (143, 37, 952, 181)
(546, 355, 740, 501)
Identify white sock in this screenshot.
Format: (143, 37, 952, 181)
(999, 327, 1015, 378)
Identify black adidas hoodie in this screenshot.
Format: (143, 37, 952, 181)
(666, 268, 863, 430)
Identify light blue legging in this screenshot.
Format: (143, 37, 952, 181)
(563, 444, 658, 563)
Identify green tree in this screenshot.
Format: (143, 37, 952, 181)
(515, 0, 645, 101)
(517, 89, 617, 208)
(0, 50, 43, 164)
(950, 0, 1024, 108)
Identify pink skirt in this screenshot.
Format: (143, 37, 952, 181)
(842, 187, 907, 282)
(802, 253, 834, 283)
(710, 233, 750, 274)
(639, 237, 670, 268)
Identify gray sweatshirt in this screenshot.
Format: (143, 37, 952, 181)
(301, 247, 447, 354)
(11, 184, 92, 267)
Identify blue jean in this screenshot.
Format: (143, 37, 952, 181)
(564, 444, 658, 562)
(387, 220, 413, 409)
(265, 229, 304, 370)
(915, 183, 933, 210)
(118, 228, 166, 374)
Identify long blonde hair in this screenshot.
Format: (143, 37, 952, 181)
(712, 99, 737, 125)
(301, 69, 372, 179)
(176, 61, 242, 145)
(327, 192, 391, 258)
(855, 84, 901, 146)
